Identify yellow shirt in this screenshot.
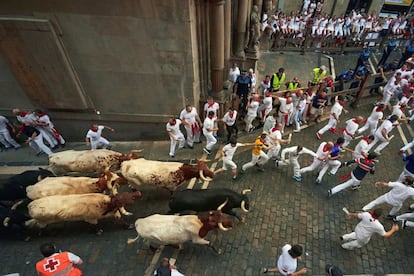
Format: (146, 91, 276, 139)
(252, 136, 264, 155)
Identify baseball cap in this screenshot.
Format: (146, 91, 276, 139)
(325, 264, 343, 276)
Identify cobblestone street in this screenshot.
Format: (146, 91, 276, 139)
(2, 52, 414, 275)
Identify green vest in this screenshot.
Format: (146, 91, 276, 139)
(311, 68, 326, 84)
(272, 73, 286, 90)
(287, 82, 299, 90)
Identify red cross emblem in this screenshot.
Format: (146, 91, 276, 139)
(44, 257, 60, 272)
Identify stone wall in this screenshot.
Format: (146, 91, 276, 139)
(0, 0, 201, 140)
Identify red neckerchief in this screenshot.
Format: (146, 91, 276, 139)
(37, 112, 46, 117)
(352, 119, 358, 124)
(338, 101, 344, 106)
(229, 112, 234, 119)
(369, 211, 380, 220)
(362, 137, 369, 142)
(323, 145, 330, 152)
(263, 79, 269, 84)
(207, 102, 215, 108)
(90, 128, 98, 132)
(21, 111, 28, 117)
(375, 107, 383, 112)
(271, 127, 280, 132)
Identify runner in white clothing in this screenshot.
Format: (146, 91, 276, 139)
(245, 94, 260, 133)
(166, 117, 185, 158)
(352, 135, 374, 159)
(85, 124, 114, 150)
(317, 96, 346, 140)
(180, 105, 203, 148)
(340, 208, 398, 250)
(363, 177, 414, 218)
(297, 141, 333, 182)
(367, 115, 398, 155)
(341, 116, 364, 148)
(203, 111, 219, 155)
(214, 137, 254, 180)
(357, 104, 384, 136)
(0, 115, 20, 150)
(204, 96, 220, 137)
(276, 145, 316, 181)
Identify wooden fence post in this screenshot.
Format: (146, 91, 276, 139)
(351, 74, 370, 108)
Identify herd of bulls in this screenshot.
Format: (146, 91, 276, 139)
(0, 149, 251, 254)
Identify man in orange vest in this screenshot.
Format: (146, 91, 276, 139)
(36, 242, 83, 276)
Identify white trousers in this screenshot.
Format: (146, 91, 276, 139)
(279, 157, 300, 177)
(317, 159, 341, 182)
(398, 167, 414, 182)
(169, 132, 185, 156)
(245, 114, 256, 132)
(184, 123, 201, 146)
(91, 137, 110, 150)
(358, 119, 378, 136)
(367, 133, 389, 153)
(242, 151, 269, 171)
(29, 134, 52, 155)
(0, 129, 20, 148)
(299, 158, 323, 175)
(36, 127, 57, 147)
(267, 143, 281, 160)
(318, 117, 337, 135)
(363, 194, 402, 216)
(331, 173, 360, 195)
(396, 213, 414, 228)
(203, 131, 217, 150)
(341, 232, 368, 250)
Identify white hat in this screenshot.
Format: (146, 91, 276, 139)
(320, 65, 327, 71)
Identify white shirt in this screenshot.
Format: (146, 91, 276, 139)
(384, 79, 401, 95)
(391, 104, 405, 119)
(354, 139, 369, 158)
(330, 102, 343, 118)
(263, 116, 276, 133)
(247, 101, 259, 116)
(86, 125, 104, 142)
(0, 115, 9, 130)
(229, 67, 240, 83)
(344, 119, 359, 135)
(277, 244, 297, 276)
(355, 212, 386, 243)
(383, 182, 414, 206)
(204, 102, 220, 118)
(263, 96, 273, 109)
(375, 119, 394, 137)
(315, 142, 329, 159)
(297, 98, 306, 110)
(223, 111, 237, 126)
(166, 119, 182, 136)
(367, 106, 383, 122)
(37, 114, 54, 129)
(203, 117, 216, 134)
(281, 146, 316, 160)
(222, 143, 243, 160)
(279, 97, 293, 114)
(180, 107, 198, 125)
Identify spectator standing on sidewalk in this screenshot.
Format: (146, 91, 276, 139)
(233, 71, 252, 116)
(0, 115, 21, 150)
(340, 208, 399, 250)
(245, 94, 260, 133)
(378, 38, 397, 67)
(228, 62, 240, 94)
(262, 244, 307, 275)
(271, 68, 286, 92)
(309, 66, 327, 87)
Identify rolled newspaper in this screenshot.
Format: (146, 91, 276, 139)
(288, 133, 292, 144)
(342, 207, 349, 214)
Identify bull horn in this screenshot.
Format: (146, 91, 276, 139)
(11, 200, 24, 210)
(217, 198, 228, 211)
(242, 189, 251, 195)
(3, 217, 10, 227)
(218, 220, 231, 232)
(119, 206, 133, 216)
(130, 149, 143, 153)
(199, 170, 213, 182)
(198, 159, 211, 162)
(241, 201, 249, 213)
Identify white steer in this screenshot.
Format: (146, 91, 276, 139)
(120, 159, 214, 191)
(26, 171, 128, 200)
(127, 200, 233, 254)
(26, 191, 141, 228)
(48, 149, 140, 175)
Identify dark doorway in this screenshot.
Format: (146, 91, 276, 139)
(345, 0, 373, 15)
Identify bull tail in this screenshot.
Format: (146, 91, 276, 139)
(127, 234, 140, 245)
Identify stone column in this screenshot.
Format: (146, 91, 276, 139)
(234, 0, 249, 58)
(224, 0, 231, 62)
(210, 0, 225, 101)
(254, 0, 263, 18)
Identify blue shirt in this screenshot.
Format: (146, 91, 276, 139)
(403, 154, 414, 173)
(348, 157, 375, 180)
(330, 143, 342, 158)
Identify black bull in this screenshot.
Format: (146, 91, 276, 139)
(168, 188, 251, 221)
(0, 168, 54, 201)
